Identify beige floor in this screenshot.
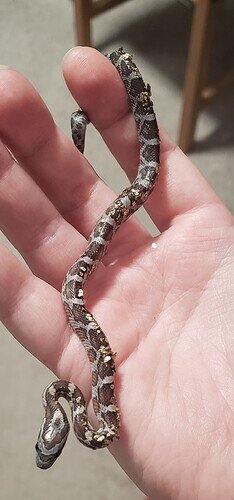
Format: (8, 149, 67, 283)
(0, 1, 233, 499)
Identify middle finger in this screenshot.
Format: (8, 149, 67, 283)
(0, 68, 151, 266)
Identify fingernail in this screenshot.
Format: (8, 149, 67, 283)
(0, 65, 10, 70)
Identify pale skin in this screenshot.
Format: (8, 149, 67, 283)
(0, 47, 233, 499)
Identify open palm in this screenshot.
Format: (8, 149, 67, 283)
(0, 48, 233, 499)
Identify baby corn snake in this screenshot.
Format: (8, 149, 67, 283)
(36, 48, 160, 469)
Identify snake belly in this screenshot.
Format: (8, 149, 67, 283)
(36, 47, 160, 469)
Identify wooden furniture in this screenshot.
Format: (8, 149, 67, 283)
(178, 0, 221, 151)
(73, 0, 128, 47)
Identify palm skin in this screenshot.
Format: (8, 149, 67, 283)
(0, 47, 233, 499)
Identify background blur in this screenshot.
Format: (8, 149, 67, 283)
(0, 1, 233, 499)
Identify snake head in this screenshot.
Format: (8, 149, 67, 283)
(35, 404, 70, 469)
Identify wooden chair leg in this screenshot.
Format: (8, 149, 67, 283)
(178, 0, 218, 152)
(73, 0, 92, 46)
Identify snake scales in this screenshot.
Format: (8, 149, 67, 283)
(36, 48, 160, 469)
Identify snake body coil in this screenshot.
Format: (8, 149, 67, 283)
(36, 48, 160, 469)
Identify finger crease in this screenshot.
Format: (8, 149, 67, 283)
(98, 107, 131, 134)
(61, 177, 103, 222)
(1, 271, 34, 324)
(16, 125, 55, 163)
(22, 214, 63, 254)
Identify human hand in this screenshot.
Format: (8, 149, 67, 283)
(0, 47, 233, 499)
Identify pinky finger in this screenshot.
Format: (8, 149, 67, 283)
(0, 241, 66, 371)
